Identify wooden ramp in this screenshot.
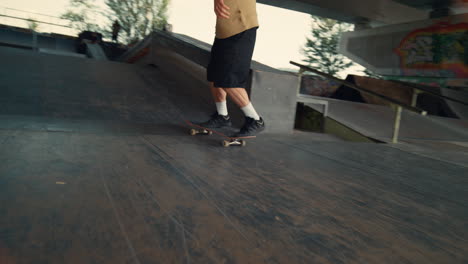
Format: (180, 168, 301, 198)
(1, 46, 468, 264)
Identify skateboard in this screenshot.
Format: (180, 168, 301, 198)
(184, 120, 255, 147)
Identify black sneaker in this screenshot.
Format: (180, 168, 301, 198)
(199, 113, 232, 128)
(236, 117, 265, 137)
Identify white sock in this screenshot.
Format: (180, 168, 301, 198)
(241, 102, 260, 120)
(216, 101, 228, 116)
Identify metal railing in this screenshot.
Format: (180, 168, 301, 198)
(0, 6, 75, 36)
(290, 61, 428, 143)
(389, 80, 468, 108)
(0, 14, 71, 29)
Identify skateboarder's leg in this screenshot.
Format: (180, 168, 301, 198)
(223, 86, 264, 137)
(224, 87, 259, 120)
(204, 27, 264, 133)
(210, 82, 227, 102)
(198, 81, 231, 128)
(209, 82, 228, 116)
(210, 82, 260, 121)
(207, 40, 229, 118)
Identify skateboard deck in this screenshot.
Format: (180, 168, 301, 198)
(184, 120, 255, 147)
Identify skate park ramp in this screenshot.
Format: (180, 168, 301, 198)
(1, 45, 468, 264)
(117, 30, 300, 134)
(0, 45, 214, 130)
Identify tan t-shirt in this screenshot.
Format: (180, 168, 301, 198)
(215, 0, 259, 39)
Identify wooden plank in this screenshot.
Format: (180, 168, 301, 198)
(145, 134, 468, 264)
(1, 123, 468, 263)
(0, 132, 131, 263)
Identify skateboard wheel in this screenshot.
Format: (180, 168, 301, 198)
(241, 140, 246, 147)
(189, 129, 197, 136)
(222, 140, 230, 147)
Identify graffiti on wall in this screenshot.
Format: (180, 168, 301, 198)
(300, 76, 340, 97)
(395, 22, 468, 78)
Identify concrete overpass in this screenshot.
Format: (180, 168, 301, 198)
(258, 0, 468, 119)
(258, 0, 465, 25)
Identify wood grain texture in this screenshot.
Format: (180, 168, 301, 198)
(1, 130, 467, 264)
(1, 46, 467, 264)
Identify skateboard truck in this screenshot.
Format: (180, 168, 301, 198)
(189, 128, 213, 136)
(222, 139, 247, 147)
(189, 128, 247, 147)
(186, 120, 253, 148)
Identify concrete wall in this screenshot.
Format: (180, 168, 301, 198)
(0, 26, 76, 53)
(257, 0, 428, 24)
(340, 14, 468, 78)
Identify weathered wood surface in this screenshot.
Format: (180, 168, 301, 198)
(1, 129, 467, 264)
(1, 46, 467, 263)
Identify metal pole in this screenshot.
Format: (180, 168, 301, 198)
(392, 106, 402, 143)
(411, 89, 420, 107)
(296, 69, 304, 95)
(32, 30, 38, 51)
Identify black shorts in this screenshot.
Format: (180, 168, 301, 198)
(207, 27, 258, 88)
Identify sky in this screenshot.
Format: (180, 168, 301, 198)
(0, 0, 363, 74)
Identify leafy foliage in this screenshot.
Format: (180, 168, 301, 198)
(27, 18, 39, 31)
(363, 68, 382, 79)
(61, 0, 169, 44)
(302, 16, 355, 77)
(60, 0, 101, 32)
(105, 0, 169, 43)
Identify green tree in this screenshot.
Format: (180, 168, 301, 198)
(106, 0, 169, 43)
(302, 16, 355, 77)
(363, 68, 382, 79)
(27, 18, 39, 31)
(60, 0, 101, 32)
(61, 0, 169, 44)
